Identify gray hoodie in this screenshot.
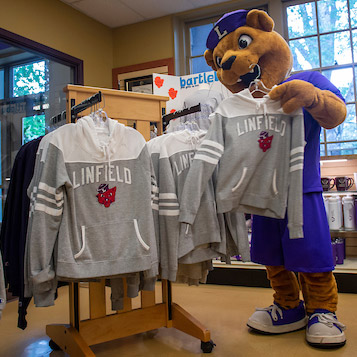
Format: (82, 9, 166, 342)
(179, 89, 305, 239)
(26, 116, 158, 306)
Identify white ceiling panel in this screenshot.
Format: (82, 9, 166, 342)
(60, 0, 230, 28)
(120, 0, 195, 20)
(68, 0, 146, 28)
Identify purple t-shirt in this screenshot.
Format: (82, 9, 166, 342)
(283, 71, 345, 193)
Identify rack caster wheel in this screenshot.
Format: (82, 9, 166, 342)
(201, 340, 216, 353)
(49, 339, 61, 351)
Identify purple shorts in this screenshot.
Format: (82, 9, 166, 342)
(251, 192, 334, 273)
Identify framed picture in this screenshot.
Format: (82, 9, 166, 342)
(124, 75, 153, 94)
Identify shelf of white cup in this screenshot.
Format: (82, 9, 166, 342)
(334, 257, 357, 274)
(323, 190, 357, 195)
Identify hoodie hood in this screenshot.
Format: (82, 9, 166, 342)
(75, 115, 125, 162)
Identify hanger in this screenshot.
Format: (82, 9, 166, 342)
(90, 94, 109, 129)
(248, 64, 272, 96)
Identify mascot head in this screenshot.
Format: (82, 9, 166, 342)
(205, 9, 293, 94)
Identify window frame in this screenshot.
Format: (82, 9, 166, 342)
(282, 0, 357, 159)
(0, 27, 83, 222)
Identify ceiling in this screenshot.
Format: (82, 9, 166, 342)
(60, 0, 229, 28)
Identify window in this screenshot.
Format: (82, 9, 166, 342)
(12, 60, 47, 97)
(187, 20, 218, 74)
(284, 0, 357, 157)
(0, 31, 80, 223)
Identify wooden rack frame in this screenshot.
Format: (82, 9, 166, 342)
(45, 85, 213, 356)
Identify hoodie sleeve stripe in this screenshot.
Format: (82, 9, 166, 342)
(290, 146, 304, 156)
(36, 193, 64, 207)
(159, 209, 180, 216)
(38, 182, 64, 200)
(159, 193, 178, 200)
(34, 203, 63, 216)
(201, 140, 224, 152)
(194, 154, 220, 165)
(290, 163, 304, 172)
(198, 147, 223, 157)
(290, 155, 304, 164)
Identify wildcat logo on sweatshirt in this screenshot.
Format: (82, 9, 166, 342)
(258, 131, 274, 152)
(96, 184, 116, 207)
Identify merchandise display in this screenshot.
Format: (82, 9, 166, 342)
(0, 137, 42, 328)
(2, 2, 357, 355)
(25, 115, 159, 307)
(147, 128, 250, 283)
(202, 8, 347, 347)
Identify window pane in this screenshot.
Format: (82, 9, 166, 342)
(190, 56, 212, 74)
(0, 69, 4, 99)
(320, 143, 326, 156)
(327, 142, 357, 155)
(317, 0, 349, 33)
(321, 31, 352, 67)
(22, 114, 46, 144)
(350, 0, 357, 27)
(326, 104, 357, 142)
(12, 60, 46, 97)
(190, 23, 213, 57)
(286, 2, 317, 39)
(289, 37, 319, 71)
(320, 130, 325, 142)
(352, 29, 357, 63)
(322, 67, 354, 102)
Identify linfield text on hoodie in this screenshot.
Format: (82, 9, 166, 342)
(179, 89, 305, 239)
(26, 116, 158, 306)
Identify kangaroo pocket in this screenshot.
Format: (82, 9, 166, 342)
(74, 219, 150, 262)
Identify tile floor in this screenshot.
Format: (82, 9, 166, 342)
(0, 283, 356, 356)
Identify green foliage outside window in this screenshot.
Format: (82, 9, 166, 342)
(22, 114, 45, 144)
(13, 61, 46, 97)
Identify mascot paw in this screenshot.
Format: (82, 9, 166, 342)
(269, 80, 319, 114)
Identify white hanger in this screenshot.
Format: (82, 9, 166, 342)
(248, 64, 272, 96)
(90, 95, 109, 125)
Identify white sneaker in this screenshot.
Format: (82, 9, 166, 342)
(247, 301, 308, 334)
(306, 310, 346, 348)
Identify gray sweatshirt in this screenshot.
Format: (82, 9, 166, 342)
(179, 89, 305, 239)
(148, 130, 224, 281)
(26, 116, 159, 306)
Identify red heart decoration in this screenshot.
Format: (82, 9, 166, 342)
(168, 88, 178, 99)
(154, 76, 164, 88)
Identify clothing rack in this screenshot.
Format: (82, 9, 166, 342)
(162, 104, 201, 128)
(46, 84, 214, 355)
(50, 91, 103, 125)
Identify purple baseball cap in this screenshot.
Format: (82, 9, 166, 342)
(206, 9, 249, 50)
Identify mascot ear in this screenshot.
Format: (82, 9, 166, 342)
(246, 9, 274, 32)
(204, 49, 217, 71)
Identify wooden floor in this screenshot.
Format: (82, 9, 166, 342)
(0, 283, 356, 356)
